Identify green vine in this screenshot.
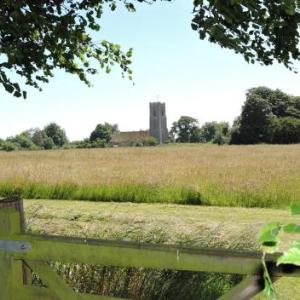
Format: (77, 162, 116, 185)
(258, 204, 300, 299)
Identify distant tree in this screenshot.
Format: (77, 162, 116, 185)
(1, 141, 18, 152)
(198, 121, 230, 144)
(271, 117, 300, 144)
(231, 87, 300, 144)
(231, 89, 273, 144)
(43, 123, 68, 147)
(212, 131, 229, 146)
(90, 123, 118, 143)
(43, 136, 55, 150)
(170, 116, 200, 143)
(6, 134, 35, 149)
(31, 129, 47, 148)
(230, 117, 243, 145)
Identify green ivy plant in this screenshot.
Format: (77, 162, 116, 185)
(259, 204, 300, 299)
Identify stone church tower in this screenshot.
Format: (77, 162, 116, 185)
(149, 102, 168, 144)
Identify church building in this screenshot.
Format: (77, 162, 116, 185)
(111, 102, 168, 146)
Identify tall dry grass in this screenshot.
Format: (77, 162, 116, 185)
(1, 144, 300, 207)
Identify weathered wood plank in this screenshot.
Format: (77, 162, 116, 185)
(1, 233, 297, 277)
(5, 233, 263, 275)
(0, 252, 12, 300)
(0, 200, 23, 300)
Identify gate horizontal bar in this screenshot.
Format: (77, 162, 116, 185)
(1, 233, 299, 276)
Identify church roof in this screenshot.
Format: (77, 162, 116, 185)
(111, 130, 150, 144)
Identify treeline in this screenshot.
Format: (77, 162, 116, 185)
(0, 123, 119, 151)
(170, 87, 300, 145)
(2, 86, 300, 151)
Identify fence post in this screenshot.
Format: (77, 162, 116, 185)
(0, 198, 26, 300)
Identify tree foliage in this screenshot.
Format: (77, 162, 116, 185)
(231, 87, 300, 144)
(170, 116, 200, 143)
(192, 0, 300, 70)
(271, 117, 300, 144)
(43, 123, 68, 146)
(199, 121, 230, 143)
(90, 122, 118, 143)
(0, 0, 145, 98)
(3, 1, 300, 98)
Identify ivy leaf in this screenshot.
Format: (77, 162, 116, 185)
(291, 204, 300, 215)
(283, 223, 300, 233)
(277, 241, 300, 266)
(259, 222, 281, 253)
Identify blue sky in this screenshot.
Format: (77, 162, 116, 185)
(1, 0, 300, 141)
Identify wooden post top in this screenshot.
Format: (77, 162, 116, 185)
(0, 197, 25, 233)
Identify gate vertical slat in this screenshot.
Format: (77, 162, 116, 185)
(0, 198, 27, 300)
(0, 251, 12, 300)
(0, 205, 18, 300)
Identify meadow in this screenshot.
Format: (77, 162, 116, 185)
(1, 144, 300, 207)
(2, 144, 300, 299)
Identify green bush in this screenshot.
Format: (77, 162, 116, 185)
(1, 142, 19, 152)
(212, 131, 229, 145)
(271, 117, 300, 144)
(132, 140, 144, 147)
(91, 138, 106, 148)
(142, 136, 158, 146)
(43, 136, 55, 149)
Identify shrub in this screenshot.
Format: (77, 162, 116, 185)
(1, 142, 19, 152)
(212, 132, 229, 145)
(142, 136, 158, 146)
(91, 138, 106, 148)
(132, 140, 144, 147)
(271, 117, 300, 144)
(43, 136, 55, 149)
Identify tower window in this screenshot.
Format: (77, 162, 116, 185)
(162, 111, 164, 116)
(153, 111, 157, 117)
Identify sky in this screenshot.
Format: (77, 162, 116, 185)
(1, 0, 300, 141)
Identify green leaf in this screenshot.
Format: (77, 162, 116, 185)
(291, 204, 300, 215)
(283, 223, 300, 233)
(277, 241, 300, 266)
(259, 222, 281, 253)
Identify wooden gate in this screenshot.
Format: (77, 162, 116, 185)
(0, 198, 299, 300)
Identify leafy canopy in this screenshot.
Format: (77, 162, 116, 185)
(192, 0, 300, 70)
(3, 0, 300, 98)
(90, 122, 118, 143)
(170, 116, 200, 143)
(230, 87, 300, 144)
(0, 0, 156, 98)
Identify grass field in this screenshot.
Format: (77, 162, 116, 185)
(1, 144, 300, 207)
(24, 200, 300, 299)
